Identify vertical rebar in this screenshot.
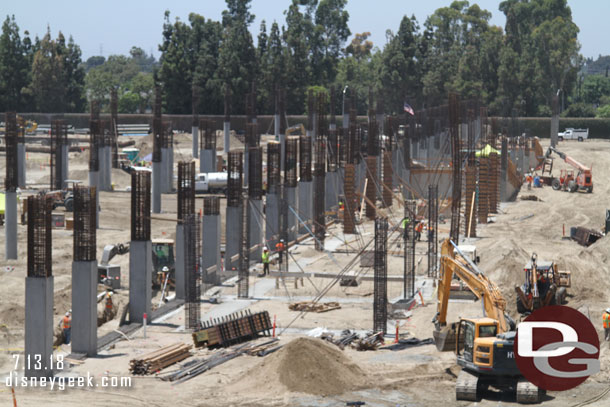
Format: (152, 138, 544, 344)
(427, 186, 438, 279)
(373, 217, 388, 334)
(73, 186, 96, 261)
(27, 195, 53, 278)
(131, 171, 151, 241)
(184, 213, 201, 329)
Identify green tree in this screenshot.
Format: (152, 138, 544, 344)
(0, 15, 31, 111)
(28, 29, 65, 112)
(61, 35, 85, 112)
(217, 0, 256, 114)
(595, 104, 610, 118)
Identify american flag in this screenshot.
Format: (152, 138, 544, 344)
(404, 101, 414, 116)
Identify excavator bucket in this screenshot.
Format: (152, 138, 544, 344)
(434, 324, 458, 352)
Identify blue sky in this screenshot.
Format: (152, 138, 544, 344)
(3, 1, 608, 60)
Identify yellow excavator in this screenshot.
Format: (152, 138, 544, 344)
(433, 239, 543, 403)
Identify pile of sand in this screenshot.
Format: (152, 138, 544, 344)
(232, 337, 368, 396)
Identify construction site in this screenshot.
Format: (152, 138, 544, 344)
(1, 87, 610, 407)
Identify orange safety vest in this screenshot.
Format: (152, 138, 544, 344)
(603, 312, 610, 329)
(63, 316, 71, 329)
(415, 222, 424, 233)
(106, 298, 113, 309)
(276, 243, 284, 252)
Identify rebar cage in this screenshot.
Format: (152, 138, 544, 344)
(73, 185, 97, 261)
(227, 151, 243, 207)
(27, 195, 53, 278)
(131, 171, 151, 241)
(178, 161, 196, 224)
(373, 216, 388, 334)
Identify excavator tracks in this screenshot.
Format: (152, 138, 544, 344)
(516, 378, 543, 404)
(455, 370, 479, 401)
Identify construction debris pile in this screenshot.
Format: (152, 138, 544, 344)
(129, 342, 192, 375)
(288, 301, 341, 313)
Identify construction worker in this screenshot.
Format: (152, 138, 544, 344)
(415, 220, 424, 241)
(338, 199, 345, 211)
(104, 291, 114, 321)
(275, 239, 285, 266)
(402, 216, 411, 240)
(603, 308, 610, 341)
(260, 247, 270, 277)
(62, 312, 71, 345)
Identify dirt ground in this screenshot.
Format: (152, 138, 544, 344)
(1, 135, 610, 406)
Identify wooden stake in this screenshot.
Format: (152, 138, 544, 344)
(467, 191, 476, 238)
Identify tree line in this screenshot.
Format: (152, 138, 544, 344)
(2, 0, 610, 118)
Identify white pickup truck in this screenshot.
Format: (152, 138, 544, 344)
(195, 172, 228, 194)
(558, 128, 588, 142)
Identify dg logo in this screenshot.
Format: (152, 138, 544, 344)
(515, 305, 600, 391)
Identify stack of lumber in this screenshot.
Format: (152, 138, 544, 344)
(129, 342, 192, 375)
(288, 301, 341, 313)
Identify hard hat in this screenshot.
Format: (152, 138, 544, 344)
(263, 246, 268, 251)
(162, 266, 169, 272)
(65, 312, 70, 316)
(606, 308, 610, 314)
(107, 292, 113, 297)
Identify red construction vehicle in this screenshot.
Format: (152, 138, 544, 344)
(545, 147, 593, 193)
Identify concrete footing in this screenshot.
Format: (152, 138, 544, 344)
(200, 149, 216, 173)
(202, 212, 221, 285)
(17, 143, 26, 188)
(152, 162, 162, 214)
(88, 171, 100, 228)
(265, 193, 279, 249)
(225, 206, 241, 271)
(71, 261, 97, 356)
(285, 187, 297, 242)
(129, 240, 152, 323)
(25, 276, 53, 378)
(5, 191, 17, 259)
(298, 181, 313, 234)
(248, 199, 263, 263)
(175, 224, 185, 300)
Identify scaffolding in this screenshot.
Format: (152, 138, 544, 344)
(131, 171, 151, 241)
(73, 186, 97, 261)
(184, 213, 201, 330)
(27, 195, 53, 278)
(178, 161, 196, 223)
(373, 217, 388, 334)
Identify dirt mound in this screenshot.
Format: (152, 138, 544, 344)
(234, 337, 368, 396)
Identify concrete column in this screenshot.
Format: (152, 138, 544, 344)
(225, 206, 241, 271)
(160, 148, 169, 193)
(98, 147, 107, 191)
(175, 224, 185, 300)
(285, 187, 297, 242)
(519, 147, 527, 173)
(168, 147, 174, 192)
(4, 192, 17, 260)
(88, 171, 100, 228)
(152, 162, 162, 214)
(337, 167, 345, 198)
(129, 240, 152, 323)
(200, 149, 216, 174)
(248, 199, 263, 263)
(202, 212, 221, 285)
(71, 261, 97, 356)
(342, 113, 349, 129)
(223, 122, 230, 154)
(17, 143, 26, 188)
(265, 193, 279, 250)
(61, 145, 69, 189)
(25, 276, 53, 378)
(192, 126, 199, 158)
(274, 114, 280, 138)
(298, 181, 313, 234)
(106, 146, 113, 190)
